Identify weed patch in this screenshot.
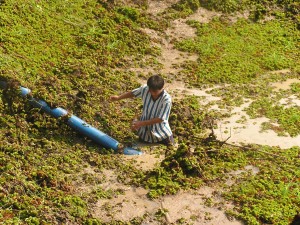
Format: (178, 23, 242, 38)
(176, 18, 299, 85)
(246, 98, 300, 136)
(0, 0, 299, 224)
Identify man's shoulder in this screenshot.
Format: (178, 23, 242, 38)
(162, 90, 172, 102)
(140, 84, 148, 91)
(132, 84, 148, 94)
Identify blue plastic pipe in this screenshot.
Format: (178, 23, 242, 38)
(0, 81, 142, 155)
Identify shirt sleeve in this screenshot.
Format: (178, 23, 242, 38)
(132, 84, 146, 98)
(157, 100, 171, 121)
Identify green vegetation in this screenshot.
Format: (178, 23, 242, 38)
(176, 18, 299, 85)
(0, 0, 299, 224)
(139, 143, 300, 224)
(246, 97, 300, 137)
(174, 4, 299, 138)
(225, 146, 300, 225)
(0, 0, 159, 112)
(162, 0, 300, 24)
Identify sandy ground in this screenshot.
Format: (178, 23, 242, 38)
(87, 1, 299, 224)
(86, 163, 244, 224)
(92, 186, 242, 224)
(166, 81, 300, 149)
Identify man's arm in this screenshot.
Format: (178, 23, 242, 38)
(110, 91, 135, 102)
(131, 117, 163, 131)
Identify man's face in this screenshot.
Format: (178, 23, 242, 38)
(149, 88, 163, 100)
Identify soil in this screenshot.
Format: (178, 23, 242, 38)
(87, 162, 244, 224)
(87, 1, 300, 224)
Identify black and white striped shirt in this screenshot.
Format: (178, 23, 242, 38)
(132, 85, 172, 143)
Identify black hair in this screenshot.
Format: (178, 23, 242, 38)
(147, 75, 164, 90)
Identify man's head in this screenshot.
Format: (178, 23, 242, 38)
(147, 75, 164, 99)
(147, 75, 164, 90)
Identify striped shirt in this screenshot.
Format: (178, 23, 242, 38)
(132, 85, 172, 143)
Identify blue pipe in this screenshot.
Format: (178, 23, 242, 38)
(0, 81, 142, 155)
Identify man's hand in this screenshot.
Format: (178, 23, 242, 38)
(109, 91, 134, 102)
(131, 120, 143, 131)
(131, 118, 163, 131)
(110, 95, 120, 102)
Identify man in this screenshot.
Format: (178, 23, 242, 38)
(110, 75, 174, 146)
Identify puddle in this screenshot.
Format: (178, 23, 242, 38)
(121, 152, 164, 171)
(161, 188, 242, 225)
(213, 101, 300, 149)
(244, 165, 260, 174)
(92, 186, 160, 223)
(187, 7, 222, 23)
(147, 0, 179, 15)
(279, 95, 300, 107)
(166, 80, 221, 102)
(229, 165, 260, 176)
(272, 78, 300, 91)
(226, 165, 260, 186)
